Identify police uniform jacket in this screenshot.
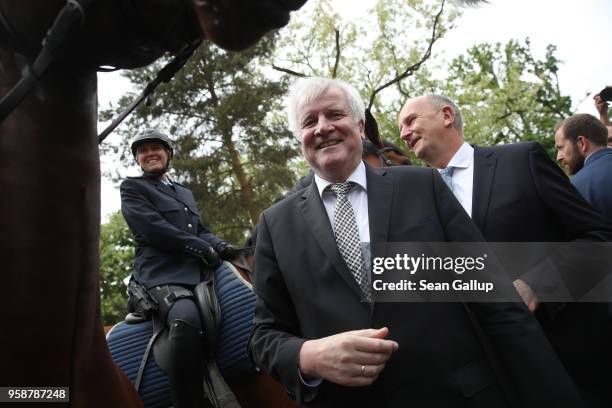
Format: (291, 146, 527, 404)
(120, 175, 223, 288)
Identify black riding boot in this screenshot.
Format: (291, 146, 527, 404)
(166, 319, 207, 408)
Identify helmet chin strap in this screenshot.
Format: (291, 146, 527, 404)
(142, 170, 165, 179)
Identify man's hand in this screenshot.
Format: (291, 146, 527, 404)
(513, 279, 540, 313)
(298, 327, 399, 387)
(594, 94, 611, 125)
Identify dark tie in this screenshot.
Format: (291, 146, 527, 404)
(440, 166, 455, 192)
(328, 182, 371, 301)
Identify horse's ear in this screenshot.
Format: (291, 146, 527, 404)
(364, 109, 384, 148)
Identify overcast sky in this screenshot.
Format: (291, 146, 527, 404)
(97, 0, 612, 221)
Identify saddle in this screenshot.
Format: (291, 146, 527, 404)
(106, 262, 257, 408)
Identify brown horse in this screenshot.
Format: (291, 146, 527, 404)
(0, 1, 304, 407)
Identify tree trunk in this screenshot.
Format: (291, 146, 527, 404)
(222, 131, 259, 225)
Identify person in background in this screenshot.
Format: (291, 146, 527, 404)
(593, 90, 612, 146)
(555, 113, 612, 222)
(398, 94, 612, 407)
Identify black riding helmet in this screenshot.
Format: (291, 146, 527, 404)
(130, 129, 174, 159)
(131, 129, 174, 174)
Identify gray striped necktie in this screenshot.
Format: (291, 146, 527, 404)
(328, 182, 371, 301)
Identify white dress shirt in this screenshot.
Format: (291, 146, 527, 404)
(314, 161, 370, 243)
(438, 142, 474, 217)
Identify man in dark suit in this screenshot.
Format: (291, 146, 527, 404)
(555, 113, 612, 222)
(249, 77, 585, 407)
(120, 129, 239, 408)
(398, 94, 612, 406)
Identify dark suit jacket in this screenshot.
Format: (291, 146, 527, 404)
(472, 142, 610, 243)
(120, 176, 222, 288)
(570, 148, 612, 223)
(472, 142, 612, 406)
(250, 163, 584, 408)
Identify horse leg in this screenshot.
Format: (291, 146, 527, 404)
(0, 47, 141, 407)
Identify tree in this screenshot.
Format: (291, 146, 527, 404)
(102, 33, 300, 243)
(440, 38, 572, 157)
(99, 211, 134, 325)
(272, 0, 461, 146)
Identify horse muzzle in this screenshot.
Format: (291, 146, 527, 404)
(192, 0, 307, 51)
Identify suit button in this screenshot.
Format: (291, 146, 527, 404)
(184, 207, 188, 211)
(187, 223, 193, 228)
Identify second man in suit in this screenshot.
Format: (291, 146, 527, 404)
(398, 94, 612, 406)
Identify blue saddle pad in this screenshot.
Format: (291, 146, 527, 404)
(107, 262, 256, 407)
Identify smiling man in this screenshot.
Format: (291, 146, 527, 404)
(120, 129, 240, 407)
(398, 95, 612, 406)
(249, 78, 585, 407)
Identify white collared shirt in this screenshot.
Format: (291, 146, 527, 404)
(438, 142, 474, 217)
(314, 161, 371, 243)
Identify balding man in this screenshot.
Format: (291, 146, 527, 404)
(398, 95, 612, 406)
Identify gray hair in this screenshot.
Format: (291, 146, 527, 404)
(286, 77, 365, 140)
(424, 94, 464, 133)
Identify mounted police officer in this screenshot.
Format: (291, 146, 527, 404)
(120, 129, 239, 408)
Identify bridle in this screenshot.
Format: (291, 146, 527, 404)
(362, 139, 410, 167)
(0, 0, 202, 142)
(0, 0, 93, 123)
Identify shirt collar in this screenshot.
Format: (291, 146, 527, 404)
(584, 147, 609, 165)
(315, 161, 367, 198)
(445, 142, 474, 170)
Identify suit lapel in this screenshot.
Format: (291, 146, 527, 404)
(298, 178, 364, 299)
(366, 165, 392, 243)
(472, 146, 497, 231)
(150, 179, 193, 208)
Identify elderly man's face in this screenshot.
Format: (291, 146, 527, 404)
(554, 127, 584, 175)
(298, 86, 364, 182)
(398, 96, 449, 166)
(136, 141, 169, 174)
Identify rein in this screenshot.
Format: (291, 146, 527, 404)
(97, 39, 202, 144)
(0, 0, 94, 123)
(0, 0, 202, 140)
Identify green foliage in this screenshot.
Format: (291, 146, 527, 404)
(102, 32, 300, 243)
(440, 39, 572, 157)
(99, 211, 134, 325)
(273, 0, 462, 161)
